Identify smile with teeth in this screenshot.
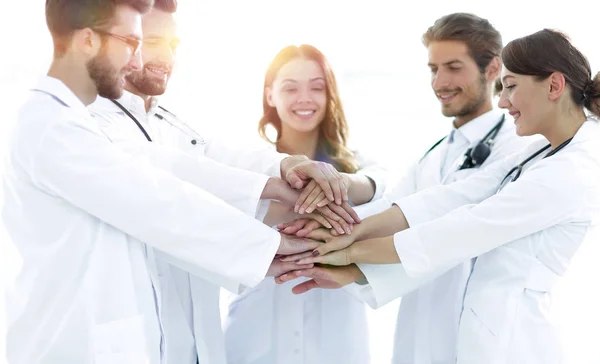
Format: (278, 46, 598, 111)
(146, 66, 169, 76)
(294, 110, 315, 116)
(438, 92, 458, 103)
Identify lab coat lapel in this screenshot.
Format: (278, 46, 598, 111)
(417, 142, 445, 189)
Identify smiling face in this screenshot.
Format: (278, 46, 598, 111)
(428, 40, 491, 123)
(498, 66, 554, 136)
(125, 7, 179, 96)
(86, 5, 144, 99)
(265, 58, 327, 134)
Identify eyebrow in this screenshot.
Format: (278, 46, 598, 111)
(502, 75, 515, 82)
(428, 60, 464, 68)
(281, 77, 326, 83)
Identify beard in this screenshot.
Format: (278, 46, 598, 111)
(86, 47, 126, 100)
(125, 62, 171, 97)
(441, 73, 488, 118)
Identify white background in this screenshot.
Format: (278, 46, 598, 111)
(1, 1, 600, 363)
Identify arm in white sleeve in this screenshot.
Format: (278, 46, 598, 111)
(395, 154, 591, 278)
(120, 142, 270, 217)
(30, 116, 281, 289)
(394, 154, 517, 227)
(204, 135, 287, 178)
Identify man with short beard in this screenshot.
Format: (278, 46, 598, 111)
(357, 13, 534, 364)
(88, 1, 365, 363)
(2, 1, 347, 363)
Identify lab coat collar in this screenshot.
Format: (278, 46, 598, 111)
(570, 118, 599, 145)
(117, 90, 160, 117)
(32, 76, 88, 114)
(452, 109, 505, 145)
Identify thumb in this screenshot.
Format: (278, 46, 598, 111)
(286, 171, 304, 189)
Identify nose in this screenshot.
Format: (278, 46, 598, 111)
(497, 89, 510, 109)
(129, 50, 143, 72)
(158, 44, 175, 65)
(432, 69, 451, 91)
(297, 85, 314, 103)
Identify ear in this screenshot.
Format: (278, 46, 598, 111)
(73, 28, 101, 57)
(485, 56, 502, 81)
(265, 86, 275, 107)
(548, 72, 566, 101)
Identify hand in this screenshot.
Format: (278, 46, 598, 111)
(295, 247, 352, 266)
(276, 233, 322, 255)
(262, 177, 300, 206)
(278, 228, 337, 261)
(274, 264, 365, 294)
(316, 201, 360, 226)
(294, 179, 336, 214)
(277, 217, 332, 237)
(266, 259, 314, 277)
(283, 158, 348, 205)
(291, 228, 358, 263)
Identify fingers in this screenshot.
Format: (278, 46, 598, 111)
(306, 164, 335, 202)
(295, 180, 318, 214)
(296, 219, 326, 237)
(341, 201, 361, 223)
(296, 250, 349, 266)
(326, 203, 356, 225)
(285, 170, 305, 190)
(303, 227, 333, 242)
(279, 250, 314, 262)
(317, 206, 352, 235)
(292, 279, 319, 294)
(301, 188, 326, 215)
(278, 219, 308, 235)
(314, 193, 330, 209)
(313, 235, 355, 257)
(277, 235, 322, 255)
(320, 164, 343, 206)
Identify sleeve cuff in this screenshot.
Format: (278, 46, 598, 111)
(392, 193, 435, 228)
(356, 261, 457, 309)
(393, 227, 432, 278)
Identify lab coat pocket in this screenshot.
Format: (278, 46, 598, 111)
(92, 314, 150, 364)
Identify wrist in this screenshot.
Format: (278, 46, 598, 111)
(352, 220, 368, 241)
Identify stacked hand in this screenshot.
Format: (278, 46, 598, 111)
(272, 228, 366, 293)
(275, 158, 361, 234)
(265, 157, 366, 282)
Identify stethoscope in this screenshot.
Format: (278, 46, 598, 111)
(110, 99, 205, 145)
(495, 136, 573, 193)
(421, 115, 505, 183)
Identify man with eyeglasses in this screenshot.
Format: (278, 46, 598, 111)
(2, 1, 349, 363)
(87, 1, 364, 363)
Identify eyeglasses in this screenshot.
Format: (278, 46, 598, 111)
(94, 29, 142, 55)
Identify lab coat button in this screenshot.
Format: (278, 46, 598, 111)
(191, 139, 197, 145)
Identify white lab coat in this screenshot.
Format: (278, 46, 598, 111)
(350, 109, 531, 364)
(358, 120, 600, 363)
(222, 151, 387, 363)
(89, 91, 287, 364)
(2, 76, 282, 364)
